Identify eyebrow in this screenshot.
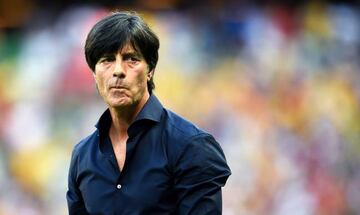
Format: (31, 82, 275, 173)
(101, 53, 114, 57)
(121, 52, 143, 59)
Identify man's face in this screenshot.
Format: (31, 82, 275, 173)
(94, 44, 152, 108)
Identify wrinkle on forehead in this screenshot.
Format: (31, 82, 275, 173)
(119, 43, 141, 56)
(118, 42, 143, 57)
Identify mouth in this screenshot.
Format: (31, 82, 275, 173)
(109, 85, 127, 90)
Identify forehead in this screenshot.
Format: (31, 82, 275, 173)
(119, 43, 141, 55)
(120, 43, 135, 52)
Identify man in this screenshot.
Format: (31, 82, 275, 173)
(66, 11, 231, 215)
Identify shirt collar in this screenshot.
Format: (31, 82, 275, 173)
(95, 94, 163, 138)
(132, 93, 163, 123)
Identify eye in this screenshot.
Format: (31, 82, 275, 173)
(124, 56, 140, 65)
(125, 56, 139, 62)
(129, 57, 138, 62)
(98, 55, 115, 63)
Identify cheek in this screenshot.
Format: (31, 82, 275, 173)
(94, 75, 107, 93)
(132, 68, 147, 86)
(137, 72, 148, 88)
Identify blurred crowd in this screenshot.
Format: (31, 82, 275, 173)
(1, 1, 360, 215)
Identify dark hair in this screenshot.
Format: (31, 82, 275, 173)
(85, 11, 159, 94)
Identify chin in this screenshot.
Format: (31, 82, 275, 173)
(108, 97, 133, 108)
(112, 101, 133, 108)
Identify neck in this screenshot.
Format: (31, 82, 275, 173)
(109, 93, 150, 136)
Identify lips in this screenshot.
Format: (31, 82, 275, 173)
(109, 85, 127, 89)
(109, 82, 128, 90)
(108, 79, 128, 90)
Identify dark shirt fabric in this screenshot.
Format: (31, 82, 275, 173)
(66, 94, 231, 215)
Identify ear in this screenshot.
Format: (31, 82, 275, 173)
(147, 69, 154, 81)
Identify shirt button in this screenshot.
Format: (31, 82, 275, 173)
(116, 184, 122, 189)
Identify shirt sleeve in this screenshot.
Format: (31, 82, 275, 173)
(173, 133, 231, 215)
(66, 147, 89, 215)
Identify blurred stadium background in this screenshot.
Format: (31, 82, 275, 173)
(1, 0, 360, 214)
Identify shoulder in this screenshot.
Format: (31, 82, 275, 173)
(71, 130, 99, 159)
(68, 130, 99, 179)
(161, 110, 231, 184)
(163, 109, 204, 141)
(162, 109, 225, 163)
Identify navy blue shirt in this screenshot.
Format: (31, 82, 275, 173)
(66, 94, 231, 215)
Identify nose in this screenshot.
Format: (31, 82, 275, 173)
(113, 55, 126, 78)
